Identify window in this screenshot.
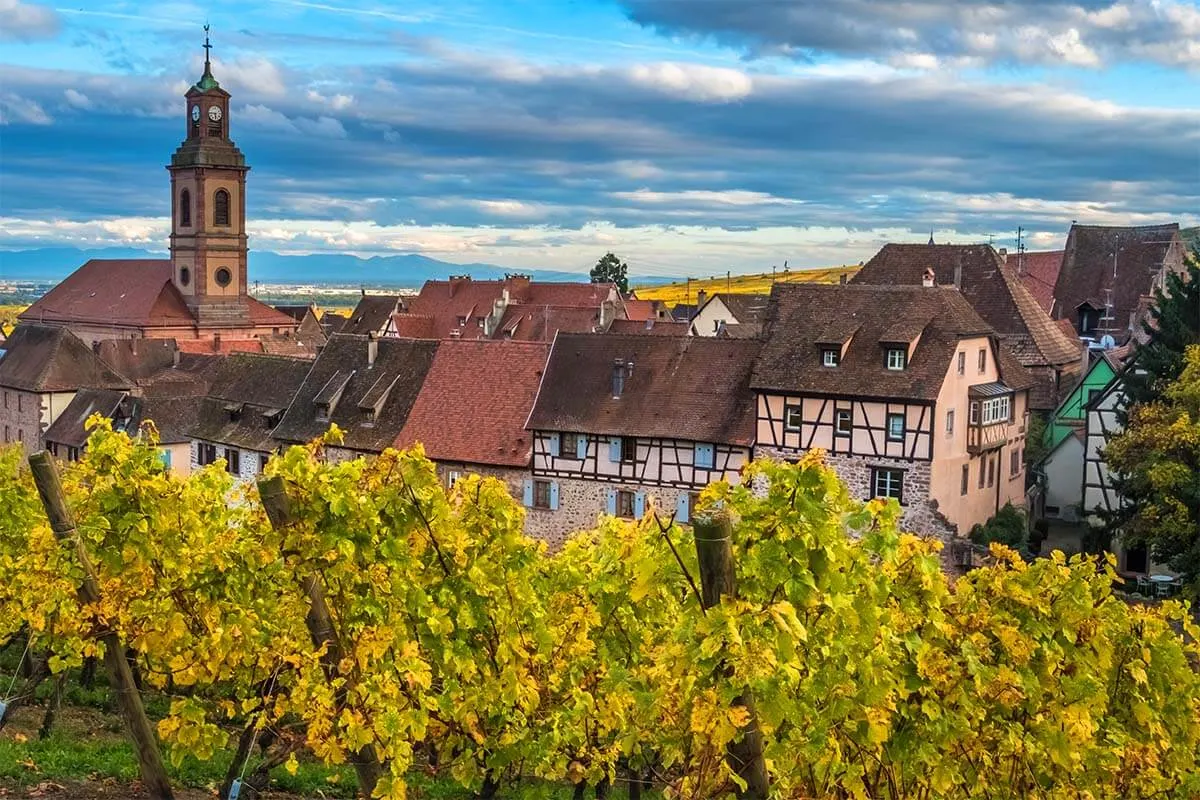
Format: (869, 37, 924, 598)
(259, 454, 270, 473)
(835, 409, 852, 437)
(616, 490, 635, 518)
(945, 409, 955, 435)
(457, 316, 467, 327)
(957, 352, 966, 375)
(226, 448, 241, 476)
(1079, 307, 1098, 336)
(961, 464, 969, 496)
(871, 468, 904, 502)
(214, 189, 231, 226)
(784, 405, 803, 431)
(977, 348, 987, 373)
(214, 267, 232, 287)
(886, 413, 904, 442)
(969, 401, 980, 425)
(198, 443, 218, 466)
(179, 267, 190, 287)
(822, 348, 839, 367)
(562, 433, 580, 457)
(533, 479, 552, 509)
(694, 443, 715, 469)
(980, 396, 1011, 426)
(447, 470, 461, 489)
(987, 455, 996, 488)
(1086, 388, 1101, 407)
(180, 189, 191, 227)
(1010, 450, 1022, 476)
(620, 437, 637, 463)
(886, 348, 907, 371)
(315, 402, 330, 422)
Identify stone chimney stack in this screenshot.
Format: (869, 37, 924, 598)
(696, 289, 707, 309)
(611, 359, 633, 398)
(922, 267, 936, 288)
(953, 264, 963, 290)
(998, 247, 1008, 264)
(367, 332, 378, 366)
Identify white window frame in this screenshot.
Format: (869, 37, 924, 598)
(784, 405, 803, 431)
(886, 413, 905, 442)
(980, 396, 1011, 426)
(822, 348, 839, 367)
(834, 409, 852, 436)
(886, 348, 906, 371)
(872, 468, 903, 501)
(945, 409, 955, 434)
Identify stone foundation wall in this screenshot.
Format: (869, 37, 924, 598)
(0, 389, 42, 452)
(523, 475, 694, 551)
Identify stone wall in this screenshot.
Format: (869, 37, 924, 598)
(0, 388, 42, 452)
(191, 439, 270, 482)
(523, 475, 694, 551)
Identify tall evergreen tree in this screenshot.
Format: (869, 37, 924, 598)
(1119, 251, 1200, 412)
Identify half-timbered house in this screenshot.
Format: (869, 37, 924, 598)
(526, 333, 759, 543)
(752, 284, 1035, 543)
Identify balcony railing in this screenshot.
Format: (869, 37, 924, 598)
(967, 421, 1010, 454)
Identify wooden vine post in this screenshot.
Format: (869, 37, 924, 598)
(28, 452, 175, 800)
(692, 510, 769, 800)
(257, 476, 383, 799)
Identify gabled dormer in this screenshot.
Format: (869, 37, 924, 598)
(314, 369, 354, 422)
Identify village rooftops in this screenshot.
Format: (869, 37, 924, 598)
(190, 353, 312, 454)
(340, 295, 404, 336)
(0, 325, 132, 393)
(1011, 250, 1065, 314)
(526, 333, 760, 445)
(752, 283, 1034, 400)
(273, 334, 438, 453)
(395, 339, 550, 467)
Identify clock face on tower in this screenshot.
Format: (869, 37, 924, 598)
(208, 105, 222, 122)
(191, 105, 200, 121)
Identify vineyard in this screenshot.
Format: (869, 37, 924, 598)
(1, 420, 1199, 799)
(632, 266, 861, 307)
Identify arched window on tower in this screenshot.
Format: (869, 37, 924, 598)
(214, 189, 230, 227)
(180, 189, 191, 227)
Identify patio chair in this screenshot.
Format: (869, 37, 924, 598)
(1136, 575, 1152, 596)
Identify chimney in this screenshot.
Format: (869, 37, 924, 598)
(953, 264, 963, 290)
(612, 358, 633, 398)
(504, 273, 531, 300)
(599, 299, 614, 329)
(998, 247, 1008, 264)
(367, 332, 378, 366)
(922, 267, 936, 288)
(172, 346, 181, 368)
(839, 274, 847, 286)
(697, 289, 707, 309)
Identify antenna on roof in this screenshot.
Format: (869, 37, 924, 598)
(928, 230, 935, 246)
(1016, 226, 1025, 276)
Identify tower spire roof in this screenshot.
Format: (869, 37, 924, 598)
(196, 23, 220, 91)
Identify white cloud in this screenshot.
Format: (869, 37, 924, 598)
(628, 62, 753, 102)
(63, 88, 91, 109)
(0, 0, 59, 41)
(0, 92, 51, 125)
(612, 189, 804, 207)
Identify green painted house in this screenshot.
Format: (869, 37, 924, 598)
(1043, 353, 1118, 452)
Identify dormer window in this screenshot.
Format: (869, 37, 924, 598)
(886, 348, 907, 370)
(822, 348, 839, 367)
(315, 402, 330, 422)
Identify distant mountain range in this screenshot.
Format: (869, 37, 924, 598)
(0, 248, 672, 288)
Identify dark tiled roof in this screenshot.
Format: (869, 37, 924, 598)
(321, 312, 349, 336)
(1052, 223, 1184, 342)
(752, 284, 995, 400)
(341, 295, 403, 336)
(95, 338, 178, 382)
(709, 293, 771, 324)
(273, 304, 315, 322)
(527, 333, 759, 445)
(191, 353, 311, 453)
(43, 389, 139, 449)
(670, 304, 697, 322)
(396, 340, 550, 467)
(1011, 250, 1064, 313)
(141, 395, 203, 444)
(0, 325, 132, 393)
(273, 334, 439, 453)
(851, 243, 1080, 369)
(607, 319, 689, 336)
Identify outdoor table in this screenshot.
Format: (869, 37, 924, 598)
(1150, 574, 1176, 597)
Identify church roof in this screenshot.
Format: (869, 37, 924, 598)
(21, 260, 192, 328)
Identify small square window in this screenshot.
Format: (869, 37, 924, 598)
(957, 352, 966, 375)
(946, 409, 955, 434)
(562, 433, 579, 456)
(785, 405, 803, 431)
(457, 316, 467, 326)
(620, 437, 637, 463)
(616, 489, 635, 518)
(533, 479, 552, 509)
(886, 348, 906, 370)
(978, 348, 987, 373)
(835, 409, 852, 436)
(822, 348, 839, 367)
(886, 413, 904, 441)
(872, 468, 904, 502)
(1010, 450, 1021, 476)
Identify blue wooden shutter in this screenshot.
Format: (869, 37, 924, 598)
(634, 491, 646, 518)
(609, 437, 621, 462)
(522, 479, 533, 507)
(695, 443, 714, 469)
(575, 435, 588, 460)
(605, 489, 617, 515)
(548, 433, 560, 457)
(676, 493, 689, 524)
(159, 449, 172, 468)
(549, 481, 560, 510)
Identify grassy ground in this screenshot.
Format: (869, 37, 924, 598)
(632, 264, 861, 306)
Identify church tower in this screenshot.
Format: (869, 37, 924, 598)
(168, 27, 250, 323)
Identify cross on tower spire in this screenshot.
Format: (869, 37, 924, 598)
(196, 23, 220, 90)
(203, 23, 212, 68)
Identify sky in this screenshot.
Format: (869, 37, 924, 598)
(0, 0, 1197, 278)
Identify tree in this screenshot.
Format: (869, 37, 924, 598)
(1120, 252, 1200, 410)
(1104, 345, 1200, 592)
(590, 252, 629, 294)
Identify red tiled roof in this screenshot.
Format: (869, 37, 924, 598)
(622, 299, 656, 321)
(20, 260, 192, 327)
(1011, 251, 1064, 313)
(495, 305, 603, 341)
(607, 318, 689, 336)
(395, 340, 550, 467)
(176, 338, 265, 354)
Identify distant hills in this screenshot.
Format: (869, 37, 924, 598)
(0, 248, 671, 288)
